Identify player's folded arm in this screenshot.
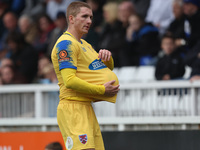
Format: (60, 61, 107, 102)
(61, 68, 105, 95)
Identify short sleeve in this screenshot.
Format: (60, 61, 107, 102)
(55, 40, 78, 70)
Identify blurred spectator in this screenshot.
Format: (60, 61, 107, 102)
(37, 55, 51, 79)
(86, 0, 103, 31)
(167, 0, 185, 43)
(45, 142, 62, 150)
(185, 41, 200, 78)
(0, 59, 26, 84)
(0, 57, 13, 68)
(37, 55, 57, 84)
(0, 58, 14, 84)
(182, 0, 200, 48)
(0, 65, 15, 84)
(117, 1, 136, 66)
(40, 63, 58, 83)
(46, 0, 79, 21)
(0, 0, 9, 40)
(131, 0, 150, 18)
(183, 0, 200, 78)
(1, 11, 19, 53)
(34, 14, 55, 56)
(3, 11, 18, 33)
(6, 32, 38, 83)
(126, 14, 160, 66)
(18, 14, 39, 45)
(47, 12, 67, 57)
(83, 0, 103, 49)
(98, 2, 129, 67)
(22, 0, 46, 20)
(155, 34, 185, 80)
(166, 0, 187, 57)
(118, 1, 135, 28)
(145, 0, 174, 35)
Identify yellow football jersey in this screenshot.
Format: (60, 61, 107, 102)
(51, 31, 119, 103)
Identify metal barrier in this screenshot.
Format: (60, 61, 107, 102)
(0, 81, 200, 131)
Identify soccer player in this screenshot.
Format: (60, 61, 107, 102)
(51, 2, 120, 150)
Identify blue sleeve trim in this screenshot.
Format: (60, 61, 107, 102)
(59, 61, 77, 70)
(59, 66, 77, 71)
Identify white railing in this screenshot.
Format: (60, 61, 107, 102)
(0, 81, 200, 131)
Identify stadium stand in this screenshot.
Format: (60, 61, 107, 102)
(1, 66, 200, 132)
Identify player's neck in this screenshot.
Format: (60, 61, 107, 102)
(67, 28, 82, 43)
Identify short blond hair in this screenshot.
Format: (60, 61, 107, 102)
(103, 2, 118, 23)
(66, 1, 91, 24)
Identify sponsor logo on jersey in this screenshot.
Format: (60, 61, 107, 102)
(66, 136, 73, 150)
(79, 134, 88, 144)
(89, 59, 107, 70)
(58, 50, 72, 62)
(56, 40, 73, 63)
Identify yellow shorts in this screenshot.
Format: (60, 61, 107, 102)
(57, 100, 105, 150)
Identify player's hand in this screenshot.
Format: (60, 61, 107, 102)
(104, 80, 120, 96)
(98, 49, 112, 62)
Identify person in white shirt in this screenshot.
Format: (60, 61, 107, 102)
(46, 0, 80, 21)
(145, 0, 174, 35)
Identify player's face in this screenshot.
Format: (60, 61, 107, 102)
(73, 7, 93, 35)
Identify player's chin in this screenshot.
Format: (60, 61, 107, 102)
(82, 30, 89, 34)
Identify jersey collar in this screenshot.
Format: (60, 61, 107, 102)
(64, 31, 83, 44)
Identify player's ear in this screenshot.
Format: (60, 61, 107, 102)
(69, 15, 74, 24)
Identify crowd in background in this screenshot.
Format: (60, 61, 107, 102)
(0, 0, 200, 85)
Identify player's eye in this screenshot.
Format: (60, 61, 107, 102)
(82, 15, 88, 18)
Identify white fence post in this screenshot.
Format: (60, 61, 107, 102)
(190, 88, 195, 116)
(35, 91, 43, 118)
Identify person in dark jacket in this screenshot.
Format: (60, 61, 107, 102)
(126, 14, 160, 66)
(182, 0, 200, 79)
(183, 0, 200, 49)
(155, 34, 185, 80)
(98, 2, 128, 67)
(167, 0, 185, 41)
(185, 41, 200, 77)
(6, 32, 38, 83)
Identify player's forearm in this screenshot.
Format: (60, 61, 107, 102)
(102, 57, 114, 70)
(61, 68, 105, 95)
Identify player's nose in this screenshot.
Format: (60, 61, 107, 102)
(87, 17, 92, 24)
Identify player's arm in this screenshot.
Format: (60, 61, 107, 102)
(61, 68, 105, 95)
(61, 68, 119, 96)
(98, 49, 114, 70)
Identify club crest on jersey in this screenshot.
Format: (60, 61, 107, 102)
(89, 59, 107, 70)
(79, 134, 88, 144)
(58, 50, 71, 62)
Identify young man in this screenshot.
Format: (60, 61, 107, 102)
(155, 34, 185, 80)
(51, 2, 120, 150)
